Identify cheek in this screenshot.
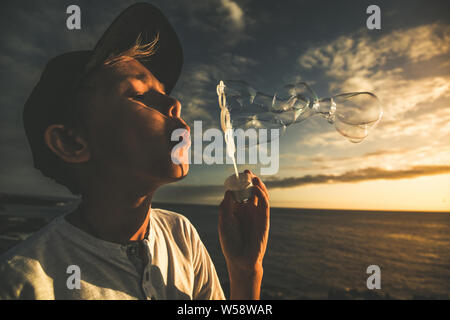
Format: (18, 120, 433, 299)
(128, 107, 171, 155)
(87, 102, 171, 166)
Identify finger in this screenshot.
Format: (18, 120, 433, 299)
(252, 177, 269, 200)
(220, 190, 233, 208)
(252, 185, 269, 209)
(244, 169, 256, 181)
(249, 187, 259, 207)
(243, 170, 269, 205)
(243, 170, 268, 197)
(244, 169, 265, 189)
(219, 190, 235, 217)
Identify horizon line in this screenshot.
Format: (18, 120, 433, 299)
(1, 192, 448, 214)
(152, 201, 450, 214)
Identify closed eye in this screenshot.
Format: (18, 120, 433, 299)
(130, 92, 163, 114)
(129, 90, 170, 116)
(133, 93, 146, 101)
(131, 90, 161, 102)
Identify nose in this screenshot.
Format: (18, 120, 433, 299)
(166, 96, 190, 132)
(167, 98, 182, 118)
(140, 91, 183, 119)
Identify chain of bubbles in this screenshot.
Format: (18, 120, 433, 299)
(216, 80, 383, 145)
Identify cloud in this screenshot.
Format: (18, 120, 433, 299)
(299, 23, 450, 77)
(265, 165, 450, 189)
(171, 0, 251, 46)
(154, 164, 450, 203)
(293, 22, 450, 163)
(174, 52, 258, 126)
(283, 141, 450, 177)
(220, 0, 245, 30)
(297, 23, 450, 116)
(283, 147, 414, 170)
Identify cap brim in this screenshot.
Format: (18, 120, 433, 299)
(85, 3, 183, 94)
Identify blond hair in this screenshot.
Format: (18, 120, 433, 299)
(104, 32, 159, 65)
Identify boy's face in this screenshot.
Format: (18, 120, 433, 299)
(81, 58, 190, 186)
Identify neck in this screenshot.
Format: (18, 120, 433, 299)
(66, 178, 159, 244)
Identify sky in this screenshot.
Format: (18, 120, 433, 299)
(0, 0, 449, 211)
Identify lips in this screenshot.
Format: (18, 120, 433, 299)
(177, 128, 191, 148)
(169, 124, 191, 149)
(169, 124, 191, 165)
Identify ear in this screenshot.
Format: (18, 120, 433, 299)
(44, 124, 90, 163)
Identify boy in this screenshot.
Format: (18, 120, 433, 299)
(0, 3, 269, 300)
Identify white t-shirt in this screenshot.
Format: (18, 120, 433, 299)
(0, 208, 225, 300)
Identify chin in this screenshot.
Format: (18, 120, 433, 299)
(174, 163, 189, 179)
(141, 151, 190, 184)
(166, 147, 190, 181)
(164, 163, 189, 182)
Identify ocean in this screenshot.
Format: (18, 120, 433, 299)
(1, 202, 449, 299)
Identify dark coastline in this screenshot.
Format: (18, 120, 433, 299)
(0, 192, 79, 207)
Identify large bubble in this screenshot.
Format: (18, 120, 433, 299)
(217, 80, 383, 144)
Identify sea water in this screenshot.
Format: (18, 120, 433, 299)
(1, 203, 449, 299)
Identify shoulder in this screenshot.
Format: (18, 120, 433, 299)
(150, 208, 203, 252)
(0, 216, 62, 263)
(151, 208, 197, 235)
(0, 218, 62, 299)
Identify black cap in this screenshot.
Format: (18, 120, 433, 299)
(23, 3, 183, 169)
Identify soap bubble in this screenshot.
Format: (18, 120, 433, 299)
(217, 80, 382, 144)
(332, 92, 383, 143)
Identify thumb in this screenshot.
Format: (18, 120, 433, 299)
(220, 190, 235, 216)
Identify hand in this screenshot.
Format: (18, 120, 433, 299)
(218, 170, 270, 273)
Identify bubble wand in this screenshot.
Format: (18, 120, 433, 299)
(217, 80, 239, 178)
(217, 80, 254, 202)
